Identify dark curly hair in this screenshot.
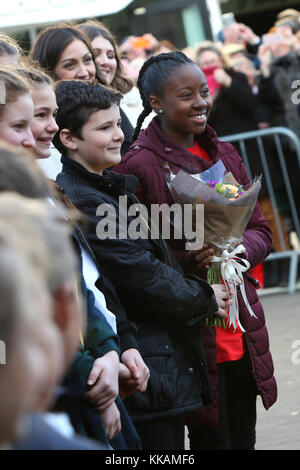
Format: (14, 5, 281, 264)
(53, 79, 122, 154)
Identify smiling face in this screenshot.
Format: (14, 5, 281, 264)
(54, 39, 96, 81)
(69, 104, 124, 173)
(0, 94, 35, 149)
(151, 63, 212, 147)
(91, 35, 117, 86)
(30, 85, 58, 159)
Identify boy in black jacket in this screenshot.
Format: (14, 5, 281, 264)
(54, 80, 230, 450)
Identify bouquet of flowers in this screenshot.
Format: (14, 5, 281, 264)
(164, 160, 262, 331)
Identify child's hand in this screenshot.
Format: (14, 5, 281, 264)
(119, 363, 135, 399)
(120, 348, 150, 398)
(212, 284, 233, 318)
(84, 350, 120, 411)
(185, 244, 215, 277)
(99, 402, 121, 440)
(119, 362, 132, 380)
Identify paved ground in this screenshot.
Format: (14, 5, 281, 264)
(255, 292, 300, 450)
(184, 291, 300, 450)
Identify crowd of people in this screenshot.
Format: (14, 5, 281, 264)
(0, 7, 299, 451)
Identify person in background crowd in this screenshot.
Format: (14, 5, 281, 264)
(276, 8, 300, 22)
(231, 53, 292, 286)
(220, 21, 261, 56)
(151, 40, 177, 56)
(195, 43, 258, 135)
(195, 42, 229, 100)
(232, 55, 259, 92)
(258, 22, 300, 140)
(29, 23, 98, 82)
(79, 19, 155, 129)
(27, 23, 100, 179)
(118, 33, 159, 102)
(0, 33, 21, 66)
(29, 22, 134, 161)
(257, 21, 300, 238)
(119, 34, 158, 62)
(78, 20, 132, 97)
(78, 20, 137, 135)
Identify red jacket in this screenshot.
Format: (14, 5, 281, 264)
(115, 117, 277, 425)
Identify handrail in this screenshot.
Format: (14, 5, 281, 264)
(221, 126, 300, 167)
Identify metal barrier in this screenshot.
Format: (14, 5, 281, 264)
(221, 126, 300, 294)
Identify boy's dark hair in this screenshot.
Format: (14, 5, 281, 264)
(53, 80, 122, 154)
(132, 51, 194, 142)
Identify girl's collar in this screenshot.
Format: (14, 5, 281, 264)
(136, 117, 219, 169)
(60, 153, 139, 194)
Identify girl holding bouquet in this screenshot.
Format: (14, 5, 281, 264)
(114, 51, 277, 450)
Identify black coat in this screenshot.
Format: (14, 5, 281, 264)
(208, 69, 259, 137)
(56, 155, 219, 422)
(120, 108, 133, 156)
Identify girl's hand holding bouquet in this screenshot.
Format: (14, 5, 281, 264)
(185, 242, 215, 277)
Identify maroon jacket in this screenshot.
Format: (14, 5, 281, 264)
(115, 117, 277, 424)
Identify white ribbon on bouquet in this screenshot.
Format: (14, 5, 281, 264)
(211, 244, 257, 332)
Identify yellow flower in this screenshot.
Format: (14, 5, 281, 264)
(225, 184, 238, 194)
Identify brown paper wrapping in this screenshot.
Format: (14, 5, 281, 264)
(193, 197, 253, 253)
(170, 170, 261, 253)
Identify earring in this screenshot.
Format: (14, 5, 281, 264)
(158, 109, 164, 114)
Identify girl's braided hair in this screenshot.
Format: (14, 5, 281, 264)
(132, 51, 194, 142)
